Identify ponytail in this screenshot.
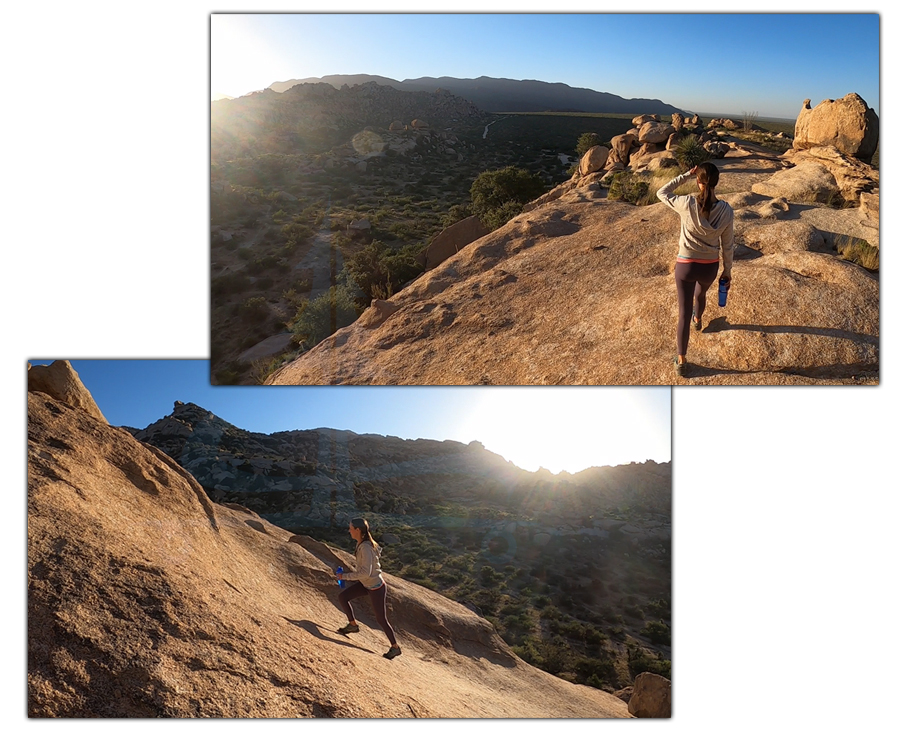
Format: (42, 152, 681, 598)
(695, 162, 720, 217)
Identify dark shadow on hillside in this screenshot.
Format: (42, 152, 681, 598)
(284, 618, 378, 655)
(703, 316, 878, 346)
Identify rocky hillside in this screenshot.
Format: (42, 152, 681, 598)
(265, 119, 879, 385)
(27, 365, 637, 718)
(129, 400, 671, 534)
(268, 74, 683, 115)
(211, 82, 485, 162)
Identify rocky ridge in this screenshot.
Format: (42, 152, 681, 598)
(268, 74, 683, 116)
(211, 82, 485, 162)
(27, 363, 639, 718)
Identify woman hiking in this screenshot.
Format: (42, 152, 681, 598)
(336, 517, 401, 660)
(657, 161, 734, 377)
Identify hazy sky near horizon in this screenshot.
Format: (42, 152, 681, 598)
(212, 12, 880, 119)
(28, 360, 671, 475)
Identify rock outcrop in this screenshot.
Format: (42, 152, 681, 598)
(265, 140, 878, 386)
(27, 365, 632, 718)
(793, 93, 879, 163)
(27, 360, 107, 424)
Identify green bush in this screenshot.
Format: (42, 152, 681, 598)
(289, 284, 360, 347)
(470, 166, 546, 230)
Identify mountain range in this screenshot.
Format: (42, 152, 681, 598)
(267, 74, 683, 115)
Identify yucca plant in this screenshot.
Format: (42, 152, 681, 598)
(673, 135, 710, 171)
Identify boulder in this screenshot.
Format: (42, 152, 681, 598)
(410, 119, 429, 130)
(751, 161, 841, 205)
(670, 112, 684, 132)
(578, 145, 611, 176)
(357, 299, 402, 329)
(27, 360, 107, 423)
(632, 114, 659, 126)
(422, 215, 489, 271)
(389, 120, 404, 131)
(628, 672, 671, 718)
(704, 141, 731, 158)
(607, 131, 638, 168)
(793, 93, 879, 162)
(638, 122, 675, 145)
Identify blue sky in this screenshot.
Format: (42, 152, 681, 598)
(212, 12, 880, 119)
(28, 360, 671, 474)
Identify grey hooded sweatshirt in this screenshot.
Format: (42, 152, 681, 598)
(657, 171, 735, 278)
(341, 541, 384, 590)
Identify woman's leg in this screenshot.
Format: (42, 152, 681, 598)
(367, 584, 397, 645)
(673, 263, 695, 358)
(338, 582, 368, 623)
(692, 266, 718, 324)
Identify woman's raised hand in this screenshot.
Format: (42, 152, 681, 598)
(688, 166, 698, 175)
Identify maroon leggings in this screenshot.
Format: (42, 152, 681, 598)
(338, 582, 396, 645)
(674, 260, 719, 356)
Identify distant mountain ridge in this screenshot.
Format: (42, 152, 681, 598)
(268, 74, 683, 115)
(129, 400, 672, 533)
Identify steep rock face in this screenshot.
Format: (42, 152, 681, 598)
(265, 144, 878, 385)
(27, 383, 631, 718)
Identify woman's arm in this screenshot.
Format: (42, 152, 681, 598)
(656, 170, 694, 210)
(720, 215, 735, 280)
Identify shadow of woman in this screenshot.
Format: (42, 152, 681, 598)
(703, 316, 878, 345)
(282, 617, 378, 655)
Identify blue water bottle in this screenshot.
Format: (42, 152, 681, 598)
(718, 277, 730, 307)
(336, 567, 344, 588)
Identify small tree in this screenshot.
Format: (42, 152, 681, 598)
(575, 132, 603, 157)
(470, 166, 546, 230)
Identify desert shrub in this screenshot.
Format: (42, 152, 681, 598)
(211, 271, 251, 298)
(673, 134, 710, 171)
(836, 235, 879, 271)
(440, 203, 472, 228)
(607, 172, 650, 205)
(241, 296, 269, 322)
(470, 166, 546, 230)
(575, 132, 603, 157)
(282, 220, 314, 246)
(344, 240, 425, 305)
(641, 620, 671, 645)
(627, 644, 671, 680)
(289, 284, 360, 347)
